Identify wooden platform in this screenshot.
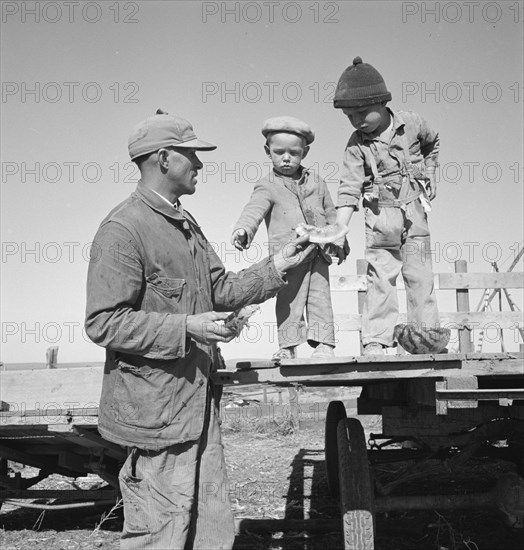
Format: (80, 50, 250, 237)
(213, 352, 524, 386)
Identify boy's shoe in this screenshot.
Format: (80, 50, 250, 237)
(272, 347, 296, 361)
(311, 343, 335, 358)
(363, 342, 385, 356)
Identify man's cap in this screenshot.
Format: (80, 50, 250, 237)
(333, 57, 392, 109)
(261, 116, 315, 145)
(128, 109, 217, 160)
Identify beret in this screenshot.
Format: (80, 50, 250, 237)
(261, 116, 315, 145)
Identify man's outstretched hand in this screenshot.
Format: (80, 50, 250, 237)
(186, 312, 236, 344)
(273, 235, 317, 274)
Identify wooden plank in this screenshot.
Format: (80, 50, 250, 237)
(0, 489, 119, 501)
(330, 272, 438, 291)
(0, 413, 98, 428)
(0, 366, 104, 411)
(52, 426, 126, 460)
(438, 272, 524, 290)
(234, 352, 520, 369)
(330, 273, 367, 291)
(356, 259, 367, 355)
(334, 311, 523, 331)
(445, 376, 478, 410)
(330, 271, 524, 291)
(436, 389, 524, 400)
(58, 450, 88, 472)
(436, 376, 479, 415)
(0, 443, 82, 477)
(382, 405, 524, 439)
(455, 261, 473, 353)
(215, 354, 524, 386)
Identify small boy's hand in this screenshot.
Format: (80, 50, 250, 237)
(231, 229, 249, 250)
(427, 172, 437, 201)
(326, 238, 350, 265)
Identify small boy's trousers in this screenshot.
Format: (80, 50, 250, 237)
(276, 252, 336, 349)
(362, 198, 440, 348)
(119, 389, 234, 550)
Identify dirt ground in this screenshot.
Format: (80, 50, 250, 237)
(1, 414, 523, 550)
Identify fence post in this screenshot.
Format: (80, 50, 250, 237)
(455, 260, 473, 353)
(357, 259, 367, 355)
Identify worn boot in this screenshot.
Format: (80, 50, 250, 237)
(272, 347, 296, 361)
(363, 342, 385, 356)
(311, 343, 335, 358)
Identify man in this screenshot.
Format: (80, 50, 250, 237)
(85, 110, 315, 549)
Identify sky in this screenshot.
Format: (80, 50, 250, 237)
(1, 0, 523, 364)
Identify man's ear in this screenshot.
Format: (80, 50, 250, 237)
(157, 149, 170, 170)
(302, 145, 310, 160)
(264, 144, 271, 157)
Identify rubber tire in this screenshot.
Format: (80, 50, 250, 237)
(325, 401, 347, 497)
(337, 418, 375, 550)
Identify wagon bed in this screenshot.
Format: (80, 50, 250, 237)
(1, 259, 523, 548)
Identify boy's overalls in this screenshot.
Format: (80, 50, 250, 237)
(360, 128, 440, 348)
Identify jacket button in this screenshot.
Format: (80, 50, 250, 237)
(199, 379, 204, 386)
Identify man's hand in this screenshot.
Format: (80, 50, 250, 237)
(273, 235, 317, 274)
(326, 238, 350, 265)
(186, 312, 236, 345)
(231, 229, 249, 250)
(426, 172, 437, 201)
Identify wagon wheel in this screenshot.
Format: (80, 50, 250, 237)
(0, 458, 7, 511)
(324, 400, 347, 497)
(337, 417, 375, 550)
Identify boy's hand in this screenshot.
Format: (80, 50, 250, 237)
(327, 238, 350, 265)
(231, 228, 249, 250)
(426, 172, 437, 200)
(273, 235, 317, 274)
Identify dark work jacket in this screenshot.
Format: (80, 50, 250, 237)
(85, 181, 285, 450)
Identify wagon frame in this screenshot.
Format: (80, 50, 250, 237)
(1, 258, 523, 549)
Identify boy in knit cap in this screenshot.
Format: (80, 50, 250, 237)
(232, 116, 348, 360)
(330, 57, 440, 356)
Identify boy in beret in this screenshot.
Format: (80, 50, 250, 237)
(232, 116, 347, 360)
(330, 57, 440, 356)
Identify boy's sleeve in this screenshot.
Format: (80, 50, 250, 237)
(337, 140, 366, 211)
(320, 178, 337, 225)
(232, 180, 273, 244)
(416, 112, 439, 169)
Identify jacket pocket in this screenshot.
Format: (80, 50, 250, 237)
(145, 274, 186, 313)
(146, 274, 185, 300)
(113, 359, 178, 430)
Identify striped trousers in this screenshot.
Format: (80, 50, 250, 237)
(119, 391, 234, 549)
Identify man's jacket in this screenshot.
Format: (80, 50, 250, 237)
(85, 182, 285, 450)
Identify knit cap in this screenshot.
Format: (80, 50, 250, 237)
(333, 57, 392, 109)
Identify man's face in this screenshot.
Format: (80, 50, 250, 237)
(165, 147, 203, 197)
(265, 133, 308, 177)
(342, 104, 385, 134)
